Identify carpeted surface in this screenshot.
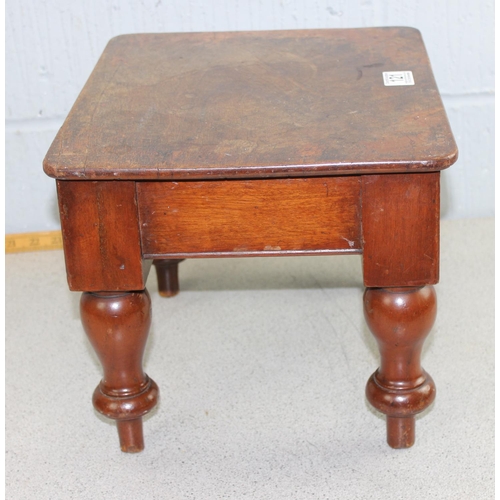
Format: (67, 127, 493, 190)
(5, 218, 494, 499)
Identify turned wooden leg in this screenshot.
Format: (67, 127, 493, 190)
(153, 259, 185, 297)
(364, 286, 437, 448)
(80, 289, 159, 453)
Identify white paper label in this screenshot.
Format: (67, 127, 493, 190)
(383, 71, 415, 86)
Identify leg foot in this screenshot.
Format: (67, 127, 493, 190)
(153, 259, 185, 297)
(364, 286, 437, 448)
(386, 416, 415, 449)
(117, 418, 145, 453)
(80, 290, 159, 452)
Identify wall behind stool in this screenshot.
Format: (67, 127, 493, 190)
(6, 0, 494, 232)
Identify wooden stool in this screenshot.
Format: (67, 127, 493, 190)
(44, 28, 457, 452)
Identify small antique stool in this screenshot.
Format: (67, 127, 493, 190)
(44, 28, 457, 452)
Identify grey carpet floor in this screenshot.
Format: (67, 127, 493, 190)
(6, 217, 494, 499)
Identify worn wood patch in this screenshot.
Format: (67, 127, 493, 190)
(43, 28, 457, 181)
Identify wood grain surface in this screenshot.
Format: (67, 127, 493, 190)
(361, 172, 440, 287)
(137, 176, 361, 257)
(57, 180, 149, 291)
(44, 28, 457, 181)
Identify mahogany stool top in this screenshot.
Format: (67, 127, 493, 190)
(43, 27, 457, 181)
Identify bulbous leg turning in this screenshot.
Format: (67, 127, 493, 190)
(364, 286, 437, 448)
(80, 290, 159, 452)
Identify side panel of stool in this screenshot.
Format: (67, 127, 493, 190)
(137, 176, 362, 258)
(57, 180, 149, 291)
(361, 172, 440, 288)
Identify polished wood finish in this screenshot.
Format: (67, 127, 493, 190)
(361, 172, 440, 287)
(138, 177, 361, 258)
(153, 259, 185, 297)
(44, 28, 457, 452)
(43, 28, 457, 181)
(80, 290, 158, 452)
(364, 286, 437, 448)
(57, 180, 150, 291)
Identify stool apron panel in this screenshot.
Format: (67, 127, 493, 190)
(136, 176, 362, 258)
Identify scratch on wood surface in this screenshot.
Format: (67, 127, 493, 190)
(341, 236, 355, 248)
(83, 64, 121, 175)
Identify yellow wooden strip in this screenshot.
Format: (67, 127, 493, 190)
(5, 230, 63, 253)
